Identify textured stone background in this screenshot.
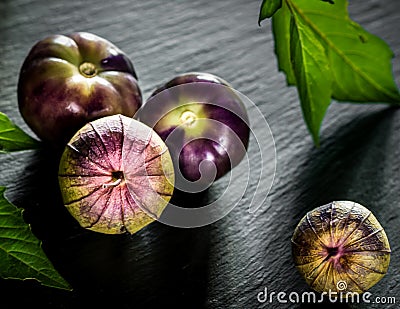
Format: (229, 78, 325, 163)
(0, 0, 399, 308)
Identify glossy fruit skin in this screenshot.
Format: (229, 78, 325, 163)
(138, 72, 249, 190)
(18, 32, 142, 146)
(58, 114, 174, 234)
(292, 201, 391, 294)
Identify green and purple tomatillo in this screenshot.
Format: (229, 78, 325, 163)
(18, 32, 142, 146)
(58, 114, 174, 234)
(292, 201, 391, 294)
(138, 72, 250, 192)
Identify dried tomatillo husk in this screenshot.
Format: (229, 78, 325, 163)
(58, 114, 174, 234)
(292, 201, 391, 294)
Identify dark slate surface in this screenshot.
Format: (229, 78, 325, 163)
(0, 0, 399, 308)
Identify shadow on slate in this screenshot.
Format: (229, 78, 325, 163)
(0, 145, 213, 308)
(291, 106, 397, 218)
(170, 187, 213, 208)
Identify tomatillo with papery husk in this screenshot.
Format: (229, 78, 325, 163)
(292, 201, 391, 295)
(58, 114, 174, 234)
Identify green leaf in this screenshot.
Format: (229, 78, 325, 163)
(272, 0, 296, 85)
(261, 0, 400, 144)
(259, 0, 282, 24)
(289, 7, 333, 145)
(0, 187, 71, 290)
(0, 112, 39, 152)
(288, 0, 400, 103)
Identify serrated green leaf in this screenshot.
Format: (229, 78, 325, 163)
(264, 0, 400, 145)
(272, 0, 296, 85)
(0, 187, 71, 290)
(289, 0, 400, 103)
(0, 112, 39, 153)
(259, 0, 282, 24)
(289, 7, 333, 146)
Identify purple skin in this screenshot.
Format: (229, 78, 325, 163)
(18, 32, 142, 146)
(139, 72, 250, 190)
